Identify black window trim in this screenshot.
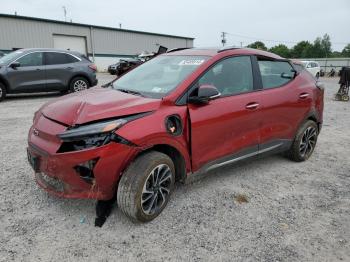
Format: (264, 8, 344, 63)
(176, 54, 260, 105)
(255, 55, 297, 90)
(9, 50, 82, 67)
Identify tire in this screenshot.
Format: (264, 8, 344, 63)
(69, 77, 90, 92)
(286, 120, 318, 162)
(0, 82, 6, 102)
(117, 151, 175, 222)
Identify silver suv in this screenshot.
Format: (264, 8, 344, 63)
(0, 48, 98, 102)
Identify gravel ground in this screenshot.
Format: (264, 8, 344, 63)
(0, 75, 349, 262)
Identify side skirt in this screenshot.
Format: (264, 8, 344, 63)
(185, 139, 292, 184)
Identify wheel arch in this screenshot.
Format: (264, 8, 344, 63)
(0, 75, 10, 92)
(305, 111, 322, 131)
(68, 73, 91, 87)
(134, 143, 188, 183)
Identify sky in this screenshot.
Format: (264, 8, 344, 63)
(1, 0, 350, 51)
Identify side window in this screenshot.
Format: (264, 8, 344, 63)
(197, 56, 253, 96)
(45, 52, 79, 65)
(258, 60, 294, 89)
(16, 52, 43, 67)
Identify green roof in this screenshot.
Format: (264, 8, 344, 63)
(0, 13, 194, 40)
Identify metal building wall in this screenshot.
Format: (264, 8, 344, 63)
(0, 16, 193, 55)
(0, 15, 194, 71)
(92, 27, 191, 55)
(0, 17, 92, 52)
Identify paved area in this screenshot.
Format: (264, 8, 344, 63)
(0, 75, 349, 261)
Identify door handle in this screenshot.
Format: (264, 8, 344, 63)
(299, 93, 309, 99)
(245, 102, 259, 110)
(65, 67, 73, 70)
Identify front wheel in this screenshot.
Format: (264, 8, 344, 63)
(117, 151, 175, 222)
(286, 120, 318, 162)
(70, 77, 90, 92)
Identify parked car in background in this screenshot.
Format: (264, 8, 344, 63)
(27, 47, 324, 222)
(108, 46, 169, 76)
(108, 58, 142, 76)
(302, 61, 321, 78)
(0, 48, 98, 102)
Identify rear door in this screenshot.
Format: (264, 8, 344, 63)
(44, 52, 80, 91)
(255, 57, 312, 150)
(7, 52, 46, 92)
(188, 56, 261, 171)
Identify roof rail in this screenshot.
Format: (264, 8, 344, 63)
(218, 46, 241, 53)
(167, 47, 192, 53)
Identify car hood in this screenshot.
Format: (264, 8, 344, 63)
(40, 87, 161, 126)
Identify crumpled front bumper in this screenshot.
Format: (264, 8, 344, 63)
(27, 114, 139, 200)
(28, 142, 137, 200)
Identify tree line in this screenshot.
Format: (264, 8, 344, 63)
(246, 34, 350, 58)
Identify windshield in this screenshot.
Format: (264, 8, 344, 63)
(0, 50, 24, 65)
(112, 55, 209, 98)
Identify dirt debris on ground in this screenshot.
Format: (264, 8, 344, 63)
(0, 75, 349, 261)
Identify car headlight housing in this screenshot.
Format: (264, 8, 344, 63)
(56, 112, 151, 153)
(57, 119, 129, 153)
(58, 119, 127, 142)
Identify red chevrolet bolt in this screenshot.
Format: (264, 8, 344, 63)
(27, 47, 324, 222)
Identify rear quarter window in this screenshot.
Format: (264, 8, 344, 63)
(45, 52, 79, 65)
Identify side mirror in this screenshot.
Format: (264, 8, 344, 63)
(10, 62, 20, 69)
(189, 84, 221, 104)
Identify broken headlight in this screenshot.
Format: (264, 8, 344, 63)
(57, 119, 129, 153)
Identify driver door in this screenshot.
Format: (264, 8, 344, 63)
(7, 52, 46, 92)
(188, 56, 261, 171)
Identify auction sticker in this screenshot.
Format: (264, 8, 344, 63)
(178, 59, 205, 66)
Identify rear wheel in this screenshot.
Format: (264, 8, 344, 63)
(117, 151, 175, 222)
(0, 83, 6, 102)
(286, 120, 318, 162)
(70, 77, 89, 92)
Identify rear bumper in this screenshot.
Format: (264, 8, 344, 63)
(91, 77, 98, 87)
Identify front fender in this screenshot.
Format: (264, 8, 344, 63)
(116, 105, 192, 173)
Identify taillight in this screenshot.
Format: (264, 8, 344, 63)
(88, 64, 97, 72)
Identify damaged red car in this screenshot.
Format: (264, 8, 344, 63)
(27, 47, 324, 222)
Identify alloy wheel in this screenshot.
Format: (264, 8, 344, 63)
(141, 164, 172, 216)
(299, 126, 317, 158)
(73, 80, 88, 92)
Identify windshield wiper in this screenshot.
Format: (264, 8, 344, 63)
(116, 88, 144, 97)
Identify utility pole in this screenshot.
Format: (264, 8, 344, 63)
(221, 32, 227, 47)
(240, 42, 243, 48)
(62, 6, 67, 22)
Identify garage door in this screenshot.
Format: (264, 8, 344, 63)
(53, 35, 87, 55)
